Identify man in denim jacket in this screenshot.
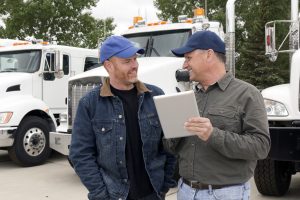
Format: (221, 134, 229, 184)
(69, 35, 176, 200)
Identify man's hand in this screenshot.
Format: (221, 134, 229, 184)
(184, 117, 213, 141)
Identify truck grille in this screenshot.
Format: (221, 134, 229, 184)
(68, 77, 102, 131)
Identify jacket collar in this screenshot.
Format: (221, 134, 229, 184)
(100, 77, 151, 97)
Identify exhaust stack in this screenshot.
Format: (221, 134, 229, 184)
(225, 0, 236, 76)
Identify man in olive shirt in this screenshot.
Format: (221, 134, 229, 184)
(167, 31, 270, 200)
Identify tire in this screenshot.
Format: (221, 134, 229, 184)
(254, 158, 291, 196)
(8, 116, 52, 167)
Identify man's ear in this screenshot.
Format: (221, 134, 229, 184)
(206, 49, 214, 63)
(103, 60, 112, 72)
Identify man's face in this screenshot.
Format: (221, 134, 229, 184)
(183, 49, 208, 82)
(105, 54, 139, 89)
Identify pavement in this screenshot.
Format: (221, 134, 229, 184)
(1, 150, 300, 200)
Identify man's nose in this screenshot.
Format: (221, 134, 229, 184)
(183, 60, 188, 69)
(131, 60, 138, 69)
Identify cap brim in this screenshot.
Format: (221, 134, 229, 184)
(115, 46, 145, 58)
(171, 46, 195, 57)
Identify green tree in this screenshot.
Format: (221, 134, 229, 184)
(237, 0, 289, 89)
(0, 0, 115, 48)
(154, 0, 226, 23)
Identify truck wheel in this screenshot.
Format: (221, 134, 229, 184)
(8, 116, 52, 166)
(254, 158, 291, 196)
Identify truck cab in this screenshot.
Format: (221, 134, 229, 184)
(0, 40, 99, 166)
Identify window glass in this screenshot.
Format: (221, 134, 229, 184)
(84, 57, 101, 71)
(0, 50, 41, 73)
(45, 53, 55, 72)
(63, 54, 69, 75)
(124, 29, 191, 57)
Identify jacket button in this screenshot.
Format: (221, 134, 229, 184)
(101, 128, 105, 132)
(120, 137, 123, 140)
(119, 115, 122, 118)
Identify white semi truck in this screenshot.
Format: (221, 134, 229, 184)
(0, 39, 99, 166)
(49, 1, 235, 156)
(254, 0, 300, 196)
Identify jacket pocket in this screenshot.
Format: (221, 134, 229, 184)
(92, 120, 113, 147)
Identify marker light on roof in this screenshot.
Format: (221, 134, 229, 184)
(194, 8, 205, 17)
(133, 16, 143, 25)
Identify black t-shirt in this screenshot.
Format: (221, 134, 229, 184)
(110, 85, 154, 199)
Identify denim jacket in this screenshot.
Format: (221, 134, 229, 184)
(69, 77, 177, 200)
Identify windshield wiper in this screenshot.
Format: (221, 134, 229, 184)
(144, 38, 150, 57)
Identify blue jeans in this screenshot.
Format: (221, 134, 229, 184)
(177, 178, 250, 200)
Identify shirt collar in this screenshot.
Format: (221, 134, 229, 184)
(217, 72, 234, 91)
(100, 77, 151, 97)
(196, 72, 233, 92)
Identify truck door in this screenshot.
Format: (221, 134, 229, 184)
(42, 52, 69, 114)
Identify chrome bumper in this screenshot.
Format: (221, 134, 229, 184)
(0, 127, 17, 147)
(49, 131, 71, 155)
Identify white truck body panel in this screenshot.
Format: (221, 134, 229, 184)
(262, 50, 300, 120)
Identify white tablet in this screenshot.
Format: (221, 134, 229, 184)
(153, 90, 200, 138)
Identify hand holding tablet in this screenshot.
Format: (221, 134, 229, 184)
(153, 90, 200, 138)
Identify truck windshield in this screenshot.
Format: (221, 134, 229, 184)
(124, 29, 191, 57)
(0, 50, 41, 73)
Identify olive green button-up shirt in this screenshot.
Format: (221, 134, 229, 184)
(166, 72, 270, 185)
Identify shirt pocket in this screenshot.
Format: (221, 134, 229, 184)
(207, 107, 241, 133)
(92, 120, 114, 147)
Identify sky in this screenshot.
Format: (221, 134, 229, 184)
(91, 0, 159, 34)
(0, 0, 159, 35)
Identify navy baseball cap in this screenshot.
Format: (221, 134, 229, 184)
(100, 35, 145, 63)
(171, 31, 225, 57)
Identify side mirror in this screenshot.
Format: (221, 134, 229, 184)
(54, 50, 64, 78)
(175, 69, 190, 82)
(265, 26, 277, 62)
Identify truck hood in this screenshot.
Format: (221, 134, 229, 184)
(71, 57, 184, 80)
(262, 83, 300, 120)
(69, 57, 186, 93)
(0, 73, 32, 97)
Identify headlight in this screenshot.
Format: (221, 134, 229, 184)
(0, 112, 13, 124)
(264, 99, 288, 116)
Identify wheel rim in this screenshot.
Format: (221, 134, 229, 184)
(23, 127, 46, 156)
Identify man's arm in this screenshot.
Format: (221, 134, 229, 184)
(69, 98, 109, 200)
(185, 89, 270, 160)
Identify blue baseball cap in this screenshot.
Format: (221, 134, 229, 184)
(171, 31, 225, 57)
(100, 35, 145, 63)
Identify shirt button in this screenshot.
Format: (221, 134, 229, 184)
(101, 128, 105, 132)
(120, 137, 123, 140)
(191, 143, 195, 146)
(118, 115, 122, 118)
